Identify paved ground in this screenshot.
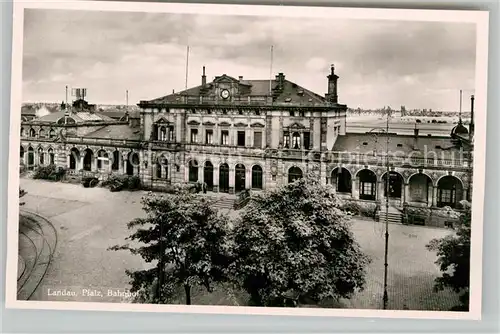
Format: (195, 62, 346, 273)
(17, 178, 459, 309)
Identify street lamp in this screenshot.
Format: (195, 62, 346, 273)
(368, 110, 391, 310)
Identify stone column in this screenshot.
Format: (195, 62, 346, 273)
(80, 156, 85, 171)
(213, 165, 219, 192)
(320, 162, 327, 186)
(229, 167, 235, 194)
(403, 182, 410, 206)
(66, 155, 70, 169)
(351, 177, 359, 199)
(245, 168, 251, 189)
(376, 181, 383, 201)
(198, 164, 204, 183)
(122, 153, 128, 175)
(432, 185, 438, 207)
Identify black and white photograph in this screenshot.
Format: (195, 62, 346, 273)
(5, 0, 489, 319)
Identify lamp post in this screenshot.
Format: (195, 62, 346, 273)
(368, 109, 391, 310)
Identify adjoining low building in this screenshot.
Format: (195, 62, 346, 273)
(19, 65, 474, 226)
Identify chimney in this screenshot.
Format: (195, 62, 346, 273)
(276, 73, 285, 90)
(238, 76, 243, 82)
(202, 66, 207, 86)
(469, 95, 475, 140)
(326, 64, 339, 103)
(413, 124, 419, 149)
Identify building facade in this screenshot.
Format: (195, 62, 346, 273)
(19, 66, 474, 211)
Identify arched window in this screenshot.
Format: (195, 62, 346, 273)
(160, 127, 167, 141)
(235, 164, 246, 192)
(382, 171, 404, 198)
(156, 160, 163, 178)
(292, 132, 301, 149)
(39, 128, 46, 138)
(27, 147, 35, 169)
(83, 149, 94, 171)
(437, 176, 463, 208)
(38, 147, 44, 165)
(29, 128, 36, 137)
(332, 167, 352, 193)
(288, 166, 303, 183)
(357, 169, 377, 201)
(49, 129, 56, 138)
(20, 127, 25, 137)
(69, 148, 80, 170)
(252, 165, 263, 189)
(97, 150, 109, 170)
(48, 148, 55, 165)
(20, 146, 25, 162)
(204, 161, 214, 190)
(111, 150, 120, 171)
(188, 160, 198, 182)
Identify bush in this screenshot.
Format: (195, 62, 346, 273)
(101, 175, 142, 191)
(339, 200, 378, 218)
(33, 165, 65, 180)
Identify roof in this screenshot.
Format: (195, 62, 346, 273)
(83, 124, 142, 140)
(142, 74, 329, 106)
(21, 105, 37, 115)
(35, 111, 115, 123)
(332, 133, 464, 158)
(451, 123, 469, 136)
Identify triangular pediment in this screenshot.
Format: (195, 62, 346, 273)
(187, 120, 200, 126)
(155, 117, 169, 124)
(213, 75, 239, 84)
(250, 122, 265, 128)
(289, 122, 306, 129)
(218, 121, 231, 127)
(234, 122, 248, 128)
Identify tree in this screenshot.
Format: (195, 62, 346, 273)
(109, 189, 232, 305)
(230, 174, 370, 307)
(426, 207, 471, 311)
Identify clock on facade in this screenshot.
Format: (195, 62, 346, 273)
(220, 89, 230, 99)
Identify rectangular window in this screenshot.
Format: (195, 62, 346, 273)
(283, 132, 290, 148)
(206, 129, 213, 144)
(440, 189, 453, 203)
(303, 132, 311, 150)
(168, 126, 175, 141)
(290, 111, 295, 117)
(221, 130, 229, 145)
(362, 182, 373, 195)
(190, 129, 198, 143)
(253, 131, 262, 148)
(237, 131, 246, 147)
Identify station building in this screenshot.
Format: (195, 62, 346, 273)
(19, 65, 474, 213)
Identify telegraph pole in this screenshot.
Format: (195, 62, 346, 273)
(382, 109, 390, 310)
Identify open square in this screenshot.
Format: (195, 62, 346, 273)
(19, 178, 458, 310)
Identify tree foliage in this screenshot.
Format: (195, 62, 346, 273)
(426, 208, 471, 311)
(109, 190, 231, 304)
(230, 174, 370, 307)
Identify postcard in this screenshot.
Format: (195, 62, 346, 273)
(5, 0, 489, 320)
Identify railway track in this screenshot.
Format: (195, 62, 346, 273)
(17, 209, 58, 300)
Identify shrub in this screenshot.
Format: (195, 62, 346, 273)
(33, 164, 57, 180)
(101, 175, 142, 191)
(339, 200, 377, 218)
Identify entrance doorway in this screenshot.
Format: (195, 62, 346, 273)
(235, 164, 246, 192)
(204, 161, 214, 190)
(219, 163, 230, 193)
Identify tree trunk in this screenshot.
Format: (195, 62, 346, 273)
(184, 284, 191, 305)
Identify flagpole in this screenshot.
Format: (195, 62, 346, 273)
(185, 46, 190, 91)
(382, 108, 390, 310)
(269, 45, 274, 95)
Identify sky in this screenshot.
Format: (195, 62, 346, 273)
(22, 8, 477, 110)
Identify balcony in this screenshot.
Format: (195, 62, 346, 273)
(325, 152, 471, 169)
